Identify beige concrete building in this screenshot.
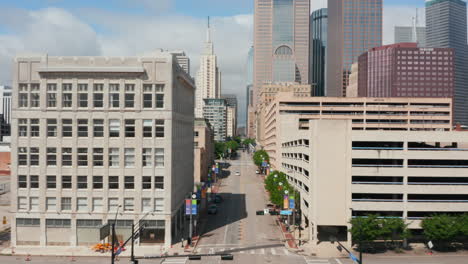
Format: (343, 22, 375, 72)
(346, 62, 358, 97)
(263, 94, 452, 168)
(11, 51, 195, 249)
(221, 95, 238, 139)
(278, 118, 468, 256)
(194, 119, 214, 184)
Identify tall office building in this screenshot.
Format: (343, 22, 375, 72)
(170, 51, 191, 75)
(310, 8, 328, 96)
(221, 94, 238, 139)
(203, 99, 227, 141)
(0, 85, 12, 124)
(195, 18, 221, 119)
(252, 0, 310, 136)
(395, 26, 426, 47)
(327, 0, 383, 97)
(11, 51, 195, 248)
(246, 47, 255, 138)
(426, 0, 468, 125)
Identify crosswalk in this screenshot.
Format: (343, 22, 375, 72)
(160, 258, 187, 264)
(303, 257, 332, 264)
(195, 246, 292, 256)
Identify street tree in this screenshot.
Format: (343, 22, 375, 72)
(421, 214, 459, 249)
(253, 150, 269, 167)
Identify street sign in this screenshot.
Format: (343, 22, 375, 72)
(215, 168, 219, 174)
(262, 161, 267, 167)
(349, 252, 359, 262)
(264, 209, 270, 215)
(99, 223, 110, 240)
(428, 241, 434, 249)
(280, 210, 292, 216)
(185, 199, 191, 215)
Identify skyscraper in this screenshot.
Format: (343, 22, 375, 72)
(251, 0, 310, 137)
(426, 0, 468, 125)
(195, 18, 221, 119)
(395, 26, 426, 47)
(310, 8, 328, 96)
(326, 0, 383, 97)
(246, 46, 254, 138)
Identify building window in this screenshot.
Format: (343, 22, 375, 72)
(30, 119, 39, 137)
(18, 147, 28, 166)
(18, 197, 27, 211)
(109, 119, 120, 137)
(77, 119, 88, 137)
(77, 148, 88, 167)
(19, 84, 28, 107)
(142, 176, 151, 189)
(62, 119, 73, 137)
(154, 148, 164, 167)
(155, 119, 164, 138)
(77, 197, 88, 212)
(143, 84, 153, 108)
(18, 175, 27, 188)
(30, 148, 39, 166)
(109, 84, 120, 108)
(18, 119, 28, 137)
(125, 84, 135, 108)
(93, 84, 104, 108)
(47, 84, 57, 108)
(46, 175, 56, 189)
(93, 119, 104, 137)
(125, 120, 135, 137)
(62, 176, 72, 189)
(46, 197, 57, 211)
(46, 148, 57, 166)
(124, 148, 135, 167)
(47, 119, 57, 137)
(46, 219, 71, 228)
(62, 83, 72, 108)
(29, 197, 39, 211)
(62, 148, 72, 167)
(124, 198, 134, 212)
(124, 176, 134, 189)
(77, 176, 88, 189)
(78, 84, 88, 108)
(17, 218, 40, 227)
(109, 148, 119, 167)
(108, 198, 119, 211)
(30, 84, 40, 108)
(155, 84, 164, 108)
(92, 198, 103, 212)
(142, 198, 151, 212)
(109, 176, 119, 189)
(143, 119, 152, 137)
(92, 176, 103, 189)
(61, 197, 72, 211)
(93, 148, 104, 167)
(142, 148, 152, 167)
(154, 198, 164, 212)
(154, 176, 164, 189)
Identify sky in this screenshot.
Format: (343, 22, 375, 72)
(0, 0, 430, 126)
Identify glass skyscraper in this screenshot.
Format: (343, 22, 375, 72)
(310, 8, 328, 96)
(426, 0, 468, 125)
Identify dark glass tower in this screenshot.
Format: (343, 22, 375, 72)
(310, 8, 328, 96)
(426, 0, 468, 125)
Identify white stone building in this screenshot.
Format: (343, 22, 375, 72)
(11, 51, 195, 249)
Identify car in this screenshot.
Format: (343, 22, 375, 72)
(256, 170, 260, 174)
(235, 171, 240, 176)
(208, 204, 218, 214)
(214, 195, 223, 203)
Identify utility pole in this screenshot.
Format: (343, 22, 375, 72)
(131, 223, 135, 263)
(111, 223, 115, 264)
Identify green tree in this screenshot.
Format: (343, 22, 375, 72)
(458, 214, 468, 237)
(225, 140, 239, 152)
(421, 214, 459, 248)
(264, 171, 292, 207)
(380, 217, 411, 249)
(349, 215, 384, 250)
(253, 150, 269, 167)
(214, 142, 226, 159)
(242, 138, 255, 146)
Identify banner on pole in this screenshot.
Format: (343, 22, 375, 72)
(289, 196, 295, 209)
(191, 199, 197, 215)
(283, 195, 289, 209)
(185, 199, 191, 215)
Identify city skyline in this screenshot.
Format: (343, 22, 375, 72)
(0, 0, 438, 127)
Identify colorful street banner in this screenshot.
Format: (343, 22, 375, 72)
(289, 196, 295, 209)
(191, 199, 197, 215)
(283, 195, 289, 209)
(185, 199, 191, 215)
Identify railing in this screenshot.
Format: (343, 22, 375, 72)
(408, 200, 468, 203)
(352, 182, 403, 185)
(352, 165, 403, 168)
(408, 165, 468, 168)
(408, 148, 468, 151)
(352, 147, 404, 150)
(408, 182, 468, 185)
(352, 199, 404, 202)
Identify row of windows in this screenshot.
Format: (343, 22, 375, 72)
(18, 83, 164, 109)
(17, 196, 164, 213)
(18, 175, 164, 190)
(281, 139, 310, 148)
(18, 147, 164, 168)
(18, 119, 165, 138)
(17, 218, 165, 228)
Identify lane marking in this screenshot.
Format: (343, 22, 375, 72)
(261, 248, 265, 255)
(283, 248, 290, 255)
(271, 248, 277, 255)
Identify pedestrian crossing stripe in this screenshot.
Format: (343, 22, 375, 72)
(196, 247, 295, 256)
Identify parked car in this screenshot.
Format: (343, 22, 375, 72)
(235, 171, 240, 176)
(208, 204, 218, 214)
(214, 195, 223, 203)
(256, 170, 260, 174)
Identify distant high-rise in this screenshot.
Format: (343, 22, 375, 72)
(195, 18, 221, 119)
(203, 98, 227, 141)
(170, 51, 190, 75)
(252, 0, 310, 138)
(246, 46, 254, 138)
(327, 0, 383, 97)
(222, 94, 238, 138)
(395, 26, 426, 47)
(310, 8, 328, 96)
(426, 0, 468, 125)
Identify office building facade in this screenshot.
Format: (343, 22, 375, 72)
(222, 95, 238, 139)
(309, 8, 328, 96)
(426, 0, 468, 125)
(327, 0, 383, 97)
(395, 26, 426, 47)
(194, 119, 214, 183)
(203, 98, 227, 141)
(11, 51, 195, 248)
(358, 43, 454, 98)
